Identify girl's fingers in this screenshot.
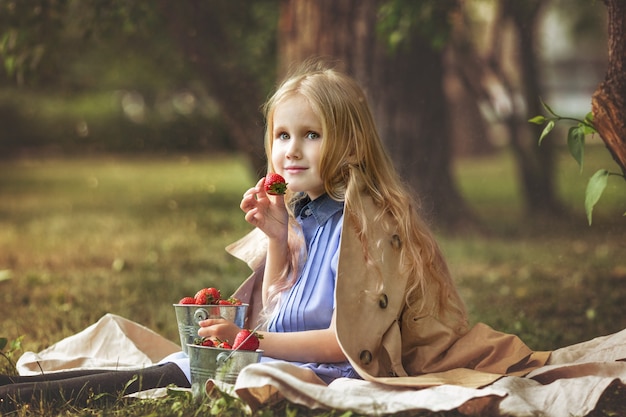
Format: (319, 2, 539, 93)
(240, 178, 267, 210)
(245, 208, 259, 224)
(240, 195, 255, 212)
(197, 318, 240, 341)
(198, 318, 225, 327)
(197, 318, 225, 338)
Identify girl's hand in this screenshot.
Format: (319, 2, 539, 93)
(197, 318, 241, 344)
(240, 177, 288, 239)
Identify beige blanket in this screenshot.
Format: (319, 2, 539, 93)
(16, 314, 626, 416)
(16, 314, 180, 374)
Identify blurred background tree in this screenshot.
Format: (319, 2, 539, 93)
(276, 0, 476, 230)
(0, 0, 616, 229)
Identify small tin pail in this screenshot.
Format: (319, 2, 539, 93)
(187, 344, 263, 398)
(173, 304, 248, 354)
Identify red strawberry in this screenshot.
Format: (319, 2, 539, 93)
(264, 173, 287, 195)
(194, 287, 221, 305)
(179, 296, 196, 305)
(229, 297, 243, 305)
(232, 329, 262, 351)
(201, 338, 214, 347)
(217, 341, 232, 349)
(218, 297, 243, 305)
(193, 337, 215, 347)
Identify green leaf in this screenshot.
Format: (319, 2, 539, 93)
(528, 115, 546, 125)
(585, 169, 609, 225)
(567, 126, 585, 172)
(581, 123, 597, 135)
(538, 120, 555, 146)
(0, 337, 7, 351)
(581, 112, 597, 134)
(166, 386, 192, 400)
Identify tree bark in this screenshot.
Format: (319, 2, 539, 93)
(592, 0, 626, 177)
(278, 0, 477, 231)
(489, 0, 563, 216)
(444, 8, 498, 157)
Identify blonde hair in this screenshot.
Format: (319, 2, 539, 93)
(262, 60, 466, 325)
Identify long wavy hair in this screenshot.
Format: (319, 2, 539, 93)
(261, 60, 467, 328)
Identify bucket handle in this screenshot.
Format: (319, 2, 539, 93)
(216, 352, 231, 367)
(193, 308, 209, 323)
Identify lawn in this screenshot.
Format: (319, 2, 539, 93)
(0, 147, 624, 416)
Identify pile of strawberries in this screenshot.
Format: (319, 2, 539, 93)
(194, 328, 262, 351)
(179, 287, 261, 351)
(178, 287, 243, 306)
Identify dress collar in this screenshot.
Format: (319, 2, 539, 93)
(294, 193, 344, 226)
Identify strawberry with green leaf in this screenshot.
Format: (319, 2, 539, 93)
(264, 173, 287, 195)
(194, 287, 221, 305)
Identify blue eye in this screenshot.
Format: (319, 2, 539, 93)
(278, 132, 290, 140)
(306, 131, 320, 140)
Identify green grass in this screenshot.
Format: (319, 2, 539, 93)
(447, 144, 626, 350)
(0, 155, 255, 351)
(0, 149, 625, 416)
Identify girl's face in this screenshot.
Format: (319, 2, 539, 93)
(271, 94, 325, 200)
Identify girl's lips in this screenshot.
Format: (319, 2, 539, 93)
(284, 166, 306, 174)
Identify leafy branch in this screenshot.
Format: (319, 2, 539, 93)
(529, 99, 625, 225)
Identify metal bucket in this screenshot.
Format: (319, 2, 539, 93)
(187, 344, 263, 398)
(173, 304, 248, 354)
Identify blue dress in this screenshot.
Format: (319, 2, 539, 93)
(263, 193, 359, 384)
(163, 194, 359, 384)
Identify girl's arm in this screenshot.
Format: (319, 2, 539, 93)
(240, 177, 289, 305)
(257, 327, 346, 363)
(262, 232, 288, 305)
(198, 314, 346, 363)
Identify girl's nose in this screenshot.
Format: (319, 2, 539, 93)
(286, 140, 302, 159)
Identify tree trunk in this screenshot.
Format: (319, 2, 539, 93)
(495, 0, 563, 216)
(278, 0, 478, 231)
(372, 37, 472, 227)
(444, 8, 498, 157)
(592, 0, 626, 177)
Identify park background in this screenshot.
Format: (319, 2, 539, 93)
(0, 1, 625, 416)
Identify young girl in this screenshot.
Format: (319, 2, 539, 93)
(0, 61, 548, 412)
(197, 60, 548, 385)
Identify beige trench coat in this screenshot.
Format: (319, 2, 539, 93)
(229, 192, 550, 389)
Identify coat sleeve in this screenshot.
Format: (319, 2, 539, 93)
(227, 229, 267, 329)
(334, 195, 410, 379)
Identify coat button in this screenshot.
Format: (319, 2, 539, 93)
(391, 234, 402, 249)
(359, 350, 373, 365)
(378, 294, 388, 309)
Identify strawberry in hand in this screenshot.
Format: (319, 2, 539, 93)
(264, 173, 287, 195)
